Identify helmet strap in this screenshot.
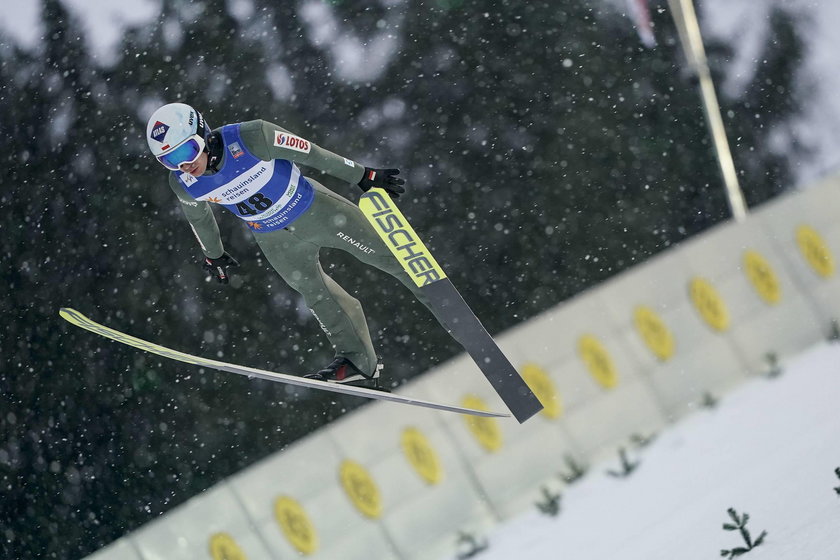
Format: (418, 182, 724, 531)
(206, 131, 223, 173)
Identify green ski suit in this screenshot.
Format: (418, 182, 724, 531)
(168, 119, 432, 375)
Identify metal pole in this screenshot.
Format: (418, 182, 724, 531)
(667, 0, 748, 221)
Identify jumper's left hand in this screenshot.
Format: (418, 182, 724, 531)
(358, 167, 406, 199)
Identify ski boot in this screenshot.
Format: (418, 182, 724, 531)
(304, 356, 386, 390)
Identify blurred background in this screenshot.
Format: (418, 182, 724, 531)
(1, 0, 838, 558)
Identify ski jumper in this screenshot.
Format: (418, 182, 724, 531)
(167, 119, 438, 375)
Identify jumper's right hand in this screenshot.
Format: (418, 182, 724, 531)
(202, 252, 239, 284)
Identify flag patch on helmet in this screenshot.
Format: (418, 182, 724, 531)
(228, 142, 244, 159)
(151, 121, 169, 143)
(273, 131, 311, 154)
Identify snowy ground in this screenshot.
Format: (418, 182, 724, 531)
(444, 343, 840, 560)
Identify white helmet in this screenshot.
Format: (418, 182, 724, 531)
(146, 102, 211, 170)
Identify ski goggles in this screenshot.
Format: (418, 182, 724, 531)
(157, 134, 206, 171)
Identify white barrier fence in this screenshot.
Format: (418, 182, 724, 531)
(86, 174, 840, 560)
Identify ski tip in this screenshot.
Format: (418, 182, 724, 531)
(59, 307, 80, 320)
(59, 307, 89, 327)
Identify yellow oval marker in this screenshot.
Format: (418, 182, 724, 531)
(208, 532, 247, 560)
(796, 225, 835, 278)
(743, 250, 781, 304)
(461, 395, 503, 452)
(578, 335, 619, 389)
(274, 496, 318, 555)
(633, 305, 676, 361)
(339, 460, 382, 519)
(689, 277, 730, 331)
(520, 363, 562, 418)
(401, 427, 444, 485)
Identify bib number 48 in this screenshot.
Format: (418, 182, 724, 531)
(235, 193, 273, 216)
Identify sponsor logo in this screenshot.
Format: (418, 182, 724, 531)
(189, 224, 207, 251)
(343, 158, 355, 168)
(220, 166, 269, 198)
(179, 172, 197, 186)
(309, 309, 331, 335)
(363, 191, 444, 286)
(151, 121, 169, 143)
(336, 232, 375, 254)
(228, 142, 244, 159)
(274, 131, 311, 153)
(255, 191, 302, 229)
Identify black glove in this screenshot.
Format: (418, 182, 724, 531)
(357, 167, 406, 199)
(202, 252, 239, 284)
